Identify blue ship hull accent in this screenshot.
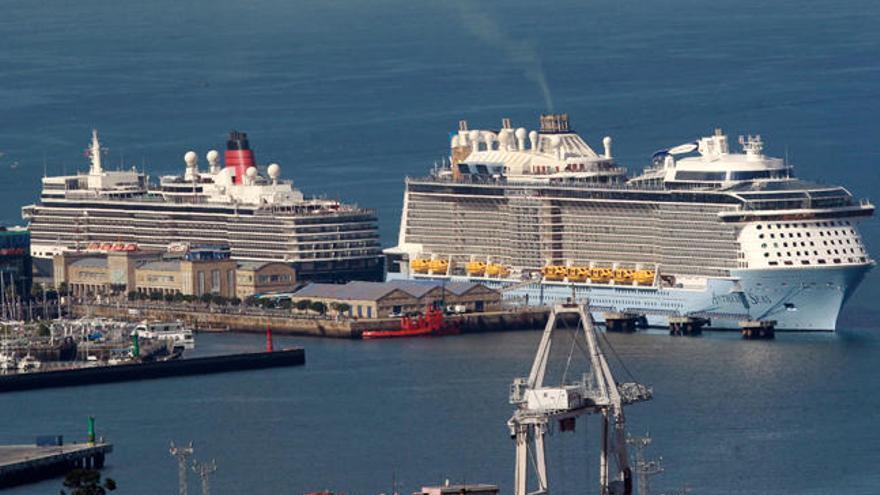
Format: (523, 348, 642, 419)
(391, 263, 872, 331)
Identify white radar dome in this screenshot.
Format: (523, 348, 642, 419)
(206, 150, 219, 163)
(184, 151, 198, 166)
(245, 166, 258, 180)
(267, 163, 281, 179)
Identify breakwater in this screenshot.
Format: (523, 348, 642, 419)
(72, 304, 548, 338)
(0, 348, 305, 393)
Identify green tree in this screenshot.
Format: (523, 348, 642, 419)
(163, 293, 175, 302)
(127, 291, 138, 302)
(229, 297, 242, 306)
(149, 291, 162, 301)
(309, 301, 327, 315)
(200, 293, 214, 304)
(335, 302, 351, 315)
(294, 299, 311, 312)
(59, 468, 117, 495)
(277, 299, 292, 310)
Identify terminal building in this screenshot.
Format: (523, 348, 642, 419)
(289, 280, 501, 319)
(53, 244, 296, 299)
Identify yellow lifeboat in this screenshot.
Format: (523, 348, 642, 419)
(429, 259, 449, 274)
(541, 265, 568, 281)
(589, 268, 613, 283)
(486, 263, 510, 278)
(634, 269, 656, 286)
(466, 261, 487, 276)
(613, 268, 635, 284)
(566, 266, 590, 282)
(410, 258, 431, 273)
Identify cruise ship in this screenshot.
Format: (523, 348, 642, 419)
(23, 130, 383, 282)
(386, 114, 875, 330)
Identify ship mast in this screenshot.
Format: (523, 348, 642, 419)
(89, 129, 103, 175)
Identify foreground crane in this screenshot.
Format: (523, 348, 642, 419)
(508, 303, 652, 495)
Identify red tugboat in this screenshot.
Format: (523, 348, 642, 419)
(361, 306, 459, 339)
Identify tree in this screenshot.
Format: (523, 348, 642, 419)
(211, 294, 227, 306)
(127, 291, 138, 302)
(294, 299, 311, 312)
(60, 468, 117, 495)
(229, 297, 242, 306)
(309, 301, 327, 315)
(335, 302, 351, 315)
(149, 291, 162, 301)
(163, 292, 175, 302)
(200, 293, 214, 304)
(277, 299, 292, 310)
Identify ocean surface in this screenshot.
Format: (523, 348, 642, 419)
(1, 0, 879, 493)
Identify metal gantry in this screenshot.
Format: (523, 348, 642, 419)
(508, 303, 652, 495)
(192, 458, 218, 495)
(169, 441, 194, 495)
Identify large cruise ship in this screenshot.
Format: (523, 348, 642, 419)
(23, 130, 383, 281)
(386, 114, 874, 330)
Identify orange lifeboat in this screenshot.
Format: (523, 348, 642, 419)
(541, 265, 567, 281)
(124, 243, 138, 252)
(99, 242, 113, 251)
(466, 261, 487, 276)
(613, 268, 634, 284)
(485, 263, 510, 278)
(589, 268, 613, 283)
(566, 266, 590, 282)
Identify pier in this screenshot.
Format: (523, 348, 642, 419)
(739, 320, 776, 340)
(0, 442, 113, 488)
(73, 303, 549, 338)
(668, 316, 709, 336)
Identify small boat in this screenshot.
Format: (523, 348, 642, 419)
(17, 354, 41, 372)
(362, 307, 459, 339)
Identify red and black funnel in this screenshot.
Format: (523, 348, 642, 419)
(225, 130, 255, 184)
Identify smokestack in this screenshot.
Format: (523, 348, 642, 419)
(225, 130, 255, 184)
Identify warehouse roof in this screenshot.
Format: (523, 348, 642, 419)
(70, 257, 107, 269)
(138, 260, 181, 271)
(292, 280, 487, 301)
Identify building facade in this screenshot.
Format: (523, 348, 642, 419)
(235, 261, 297, 300)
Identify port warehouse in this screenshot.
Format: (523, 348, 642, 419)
(275, 280, 501, 319)
(52, 245, 297, 300)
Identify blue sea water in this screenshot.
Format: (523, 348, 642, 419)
(1, 0, 879, 493)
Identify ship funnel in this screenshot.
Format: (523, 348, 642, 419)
(225, 130, 255, 184)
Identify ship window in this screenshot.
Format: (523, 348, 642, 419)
(674, 171, 726, 181)
(757, 225, 763, 230)
(801, 260, 810, 265)
(784, 260, 793, 265)
(758, 234, 764, 239)
(833, 258, 841, 264)
(818, 259, 827, 264)
(764, 253, 769, 257)
(769, 261, 779, 266)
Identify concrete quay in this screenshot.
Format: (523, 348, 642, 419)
(0, 443, 112, 488)
(73, 303, 550, 338)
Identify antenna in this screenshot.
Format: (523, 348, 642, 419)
(192, 458, 218, 495)
(170, 441, 195, 495)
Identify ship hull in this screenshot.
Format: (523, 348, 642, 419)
(390, 263, 872, 331)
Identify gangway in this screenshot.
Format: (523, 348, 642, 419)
(508, 303, 652, 495)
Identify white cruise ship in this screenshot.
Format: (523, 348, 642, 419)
(386, 115, 875, 330)
(23, 130, 383, 281)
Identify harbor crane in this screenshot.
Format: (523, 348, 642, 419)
(170, 441, 194, 495)
(508, 303, 652, 495)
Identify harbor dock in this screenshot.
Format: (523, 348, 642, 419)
(0, 442, 113, 488)
(73, 303, 550, 338)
